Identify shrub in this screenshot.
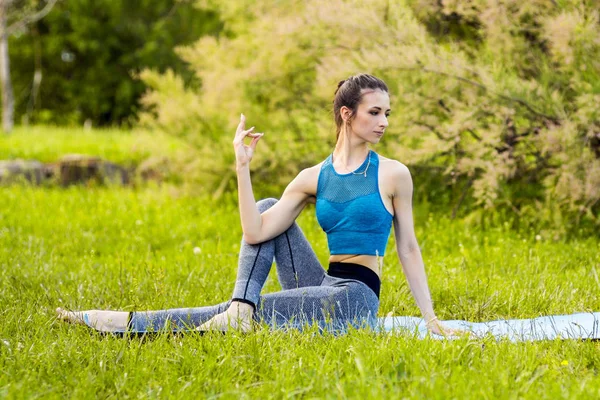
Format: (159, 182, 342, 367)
(138, 0, 600, 229)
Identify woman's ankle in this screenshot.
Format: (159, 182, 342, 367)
(228, 300, 254, 318)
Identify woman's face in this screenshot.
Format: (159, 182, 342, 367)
(347, 89, 390, 144)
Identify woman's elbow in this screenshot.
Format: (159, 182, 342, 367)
(242, 233, 260, 245)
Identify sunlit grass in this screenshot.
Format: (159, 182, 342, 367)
(1, 126, 599, 398)
(1, 185, 599, 398)
(0, 126, 187, 167)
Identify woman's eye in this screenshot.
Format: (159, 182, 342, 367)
(370, 111, 378, 115)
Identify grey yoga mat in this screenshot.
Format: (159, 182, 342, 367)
(378, 312, 600, 341)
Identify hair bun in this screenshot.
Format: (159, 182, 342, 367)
(335, 79, 346, 95)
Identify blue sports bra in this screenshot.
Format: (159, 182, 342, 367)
(315, 150, 393, 256)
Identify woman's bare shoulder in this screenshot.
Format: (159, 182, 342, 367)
(306, 161, 326, 175)
(377, 154, 410, 176)
(290, 161, 325, 196)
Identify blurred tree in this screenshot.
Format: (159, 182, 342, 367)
(404, 0, 600, 226)
(0, 0, 57, 133)
(9, 0, 221, 126)
(140, 0, 599, 229)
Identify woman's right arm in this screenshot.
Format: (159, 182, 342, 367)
(234, 114, 314, 244)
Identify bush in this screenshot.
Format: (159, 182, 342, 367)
(138, 0, 600, 230)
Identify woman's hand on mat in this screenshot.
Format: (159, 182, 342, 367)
(233, 113, 264, 169)
(426, 317, 470, 337)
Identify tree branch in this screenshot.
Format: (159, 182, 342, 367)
(466, 128, 482, 141)
(438, 99, 451, 113)
(414, 121, 451, 141)
(390, 66, 561, 124)
(5, 0, 59, 36)
(452, 177, 473, 219)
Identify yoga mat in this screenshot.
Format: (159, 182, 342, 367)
(95, 312, 600, 341)
(378, 312, 600, 341)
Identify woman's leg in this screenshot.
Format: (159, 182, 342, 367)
(57, 302, 229, 333)
(201, 198, 326, 330)
(272, 209, 326, 290)
(129, 198, 328, 333)
(130, 302, 230, 333)
(58, 198, 327, 333)
(230, 197, 326, 307)
(255, 276, 379, 332)
(123, 278, 379, 334)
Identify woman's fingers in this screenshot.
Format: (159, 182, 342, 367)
(441, 327, 472, 338)
(232, 114, 263, 164)
(234, 126, 255, 144)
(236, 113, 246, 135)
(249, 133, 264, 150)
(426, 320, 472, 338)
(234, 114, 262, 142)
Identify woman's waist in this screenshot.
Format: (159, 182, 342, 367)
(328, 254, 382, 277)
(326, 259, 382, 298)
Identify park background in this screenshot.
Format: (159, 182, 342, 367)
(1, 0, 599, 398)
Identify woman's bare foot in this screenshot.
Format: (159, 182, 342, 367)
(197, 301, 254, 332)
(56, 307, 129, 333)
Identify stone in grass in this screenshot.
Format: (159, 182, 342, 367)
(137, 156, 171, 183)
(0, 159, 48, 184)
(57, 154, 129, 186)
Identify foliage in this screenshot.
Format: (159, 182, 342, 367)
(8, 0, 222, 126)
(1, 185, 600, 397)
(1, 0, 52, 27)
(407, 0, 600, 226)
(139, 0, 600, 228)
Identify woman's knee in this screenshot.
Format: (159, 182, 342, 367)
(257, 198, 278, 213)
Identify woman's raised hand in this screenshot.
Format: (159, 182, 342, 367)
(233, 114, 264, 169)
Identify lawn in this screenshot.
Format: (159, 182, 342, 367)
(1, 128, 599, 398)
(0, 126, 187, 167)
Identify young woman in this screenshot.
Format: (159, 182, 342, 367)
(58, 74, 460, 336)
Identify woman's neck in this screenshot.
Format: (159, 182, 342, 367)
(333, 136, 370, 171)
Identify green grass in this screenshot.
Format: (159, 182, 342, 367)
(1, 126, 599, 398)
(1, 184, 599, 399)
(0, 126, 187, 167)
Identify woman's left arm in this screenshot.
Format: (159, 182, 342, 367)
(390, 162, 460, 336)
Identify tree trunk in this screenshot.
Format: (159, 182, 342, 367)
(0, 1, 14, 133)
(25, 24, 42, 124)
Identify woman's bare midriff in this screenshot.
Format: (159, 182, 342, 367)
(328, 254, 382, 278)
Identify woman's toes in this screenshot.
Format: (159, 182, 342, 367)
(56, 307, 87, 325)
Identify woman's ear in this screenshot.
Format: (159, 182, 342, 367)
(340, 106, 352, 122)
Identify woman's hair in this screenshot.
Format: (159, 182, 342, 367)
(333, 73, 389, 140)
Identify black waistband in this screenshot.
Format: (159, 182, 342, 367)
(327, 262, 381, 298)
